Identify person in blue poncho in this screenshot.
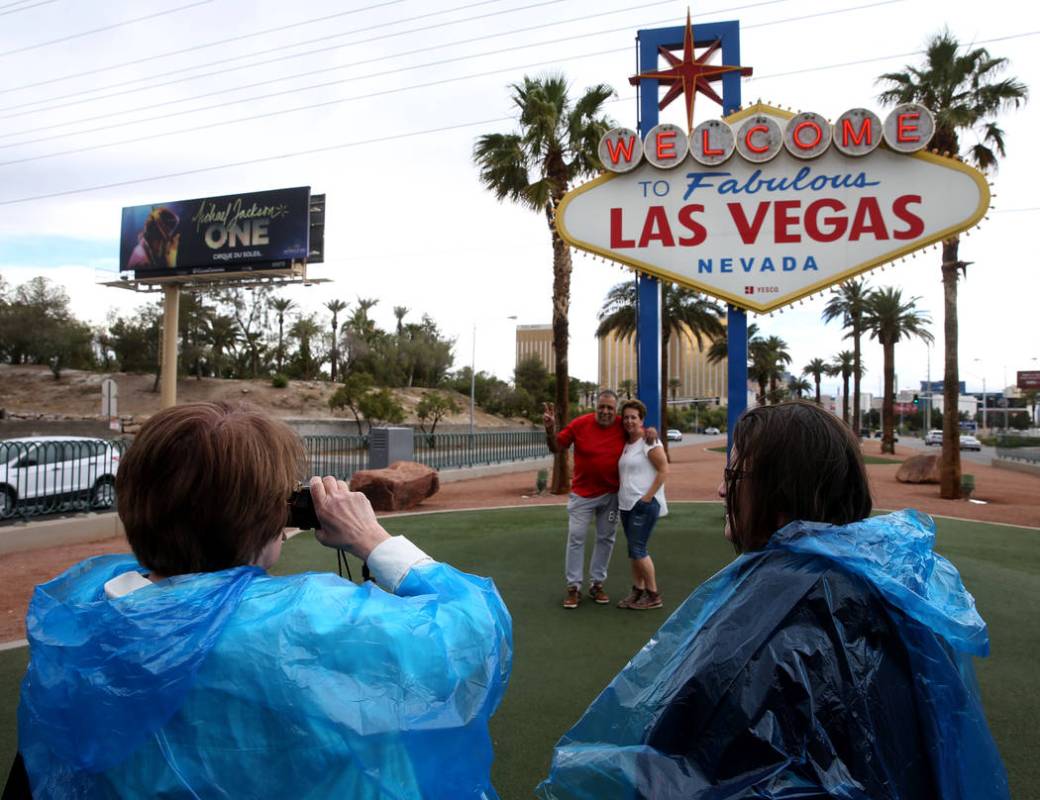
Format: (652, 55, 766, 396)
(538, 400, 1008, 800)
(14, 402, 512, 799)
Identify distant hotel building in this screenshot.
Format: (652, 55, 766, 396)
(598, 326, 728, 402)
(515, 324, 555, 373)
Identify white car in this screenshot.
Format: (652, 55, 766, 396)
(959, 434, 982, 452)
(924, 429, 943, 446)
(703, 427, 721, 436)
(666, 429, 683, 442)
(0, 437, 121, 518)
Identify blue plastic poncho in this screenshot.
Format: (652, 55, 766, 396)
(18, 552, 512, 799)
(538, 510, 1008, 799)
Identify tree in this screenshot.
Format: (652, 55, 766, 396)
(416, 391, 460, 437)
(822, 279, 870, 431)
(596, 279, 724, 433)
(669, 377, 681, 401)
(324, 299, 349, 381)
(828, 351, 857, 424)
(358, 388, 405, 431)
(787, 376, 812, 399)
(760, 336, 792, 402)
(269, 297, 295, 373)
(862, 288, 934, 454)
(878, 31, 1027, 494)
(514, 354, 550, 406)
(328, 372, 374, 433)
(474, 74, 614, 493)
(1025, 389, 1039, 428)
(803, 358, 828, 405)
(288, 314, 323, 380)
(618, 378, 635, 399)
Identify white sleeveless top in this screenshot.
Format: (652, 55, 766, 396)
(617, 439, 668, 515)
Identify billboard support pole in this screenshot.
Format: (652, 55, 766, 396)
(160, 285, 180, 408)
(635, 20, 745, 446)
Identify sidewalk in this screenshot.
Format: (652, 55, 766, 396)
(2, 439, 1037, 643)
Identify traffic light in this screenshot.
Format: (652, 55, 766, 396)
(912, 394, 920, 407)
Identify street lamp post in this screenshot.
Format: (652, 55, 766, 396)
(973, 358, 987, 432)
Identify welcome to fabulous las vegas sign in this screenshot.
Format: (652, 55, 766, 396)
(556, 100, 990, 314)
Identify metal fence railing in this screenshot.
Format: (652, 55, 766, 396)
(0, 438, 128, 520)
(413, 430, 548, 471)
(1, 431, 548, 521)
(303, 434, 369, 481)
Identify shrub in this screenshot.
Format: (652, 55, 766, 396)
(271, 373, 289, 389)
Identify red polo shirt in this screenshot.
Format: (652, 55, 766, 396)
(556, 413, 625, 498)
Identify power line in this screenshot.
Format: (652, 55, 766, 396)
(0, 0, 695, 121)
(0, 0, 896, 154)
(2, 15, 1030, 204)
(0, 0, 56, 17)
(0, 0, 213, 58)
(0, 0, 533, 101)
(0, 0, 699, 134)
(0, 116, 515, 207)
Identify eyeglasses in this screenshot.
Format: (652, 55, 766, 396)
(724, 467, 751, 482)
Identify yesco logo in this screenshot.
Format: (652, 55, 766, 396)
(597, 103, 935, 172)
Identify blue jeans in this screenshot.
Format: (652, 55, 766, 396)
(620, 498, 660, 559)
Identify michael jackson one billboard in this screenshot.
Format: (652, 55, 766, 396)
(119, 186, 311, 279)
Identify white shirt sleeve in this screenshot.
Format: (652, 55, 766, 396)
(365, 535, 435, 593)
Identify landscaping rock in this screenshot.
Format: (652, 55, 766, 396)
(350, 461, 439, 511)
(896, 454, 941, 484)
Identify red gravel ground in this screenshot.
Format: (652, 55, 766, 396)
(2, 439, 1036, 643)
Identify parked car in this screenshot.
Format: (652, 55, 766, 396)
(0, 437, 120, 518)
(959, 434, 982, 452)
(924, 429, 943, 446)
(873, 431, 899, 442)
(703, 427, 721, 436)
(666, 429, 683, 442)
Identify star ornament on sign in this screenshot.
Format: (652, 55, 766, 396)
(629, 9, 753, 134)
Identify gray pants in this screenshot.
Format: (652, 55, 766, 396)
(565, 492, 619, 588)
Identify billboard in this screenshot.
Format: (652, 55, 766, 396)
(1018, 371, 1040, 390)
(557, 103, 989, 313)
(120, 186, 311, 279)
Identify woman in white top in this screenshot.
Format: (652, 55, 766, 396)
(616, 399, 668, 610)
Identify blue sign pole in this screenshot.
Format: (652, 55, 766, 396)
(635, 21, 746, 442)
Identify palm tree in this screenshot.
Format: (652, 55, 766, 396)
(862, 288, 934, 454)
(393, 306, 409, 335)
(289, 314, 323, 380)
(270, 297, 295, 373)
(878, 31, 1027, 494)
(669, 377, 682, 401)
(596, 280, 724, 435)
(324, 299, 348, 381)
(474, 74, 614, 493)
(822, 279, 869, 433)
(618, 378, 635, 400)
(761, 336, 792, 401)
(828, 351, 857, 424)
(708, 322, 763, 404)
(803, 358, 828, 405)
(787, 376, 812, 399)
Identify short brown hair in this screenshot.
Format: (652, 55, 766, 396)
(116, 402, 304, 575)
(726, 400, 872, 553)
(620, 399, 647, 420)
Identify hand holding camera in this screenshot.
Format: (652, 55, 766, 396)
(308, 476, 390, 561)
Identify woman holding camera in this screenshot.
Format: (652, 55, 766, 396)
(17, 402, 512, 799)
(539, 401, 1007, 799)
(615, 399, 668, 610)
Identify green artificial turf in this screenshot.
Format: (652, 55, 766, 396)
(1, 505, 1037, 798)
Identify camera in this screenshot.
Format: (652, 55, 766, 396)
(287, 484, 321, 530)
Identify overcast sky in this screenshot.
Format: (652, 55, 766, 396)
(0, 0, 1037, 398)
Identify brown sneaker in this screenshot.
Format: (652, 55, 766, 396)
(563, 586, 581, 609)
(588, 583, 610, 605)
(630, 590, 663, 610)
(617, 587, 644, 609)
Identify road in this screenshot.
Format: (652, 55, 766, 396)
(886, 434, 995, 465)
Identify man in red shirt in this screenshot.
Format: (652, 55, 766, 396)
(544, 390, 646, 609)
